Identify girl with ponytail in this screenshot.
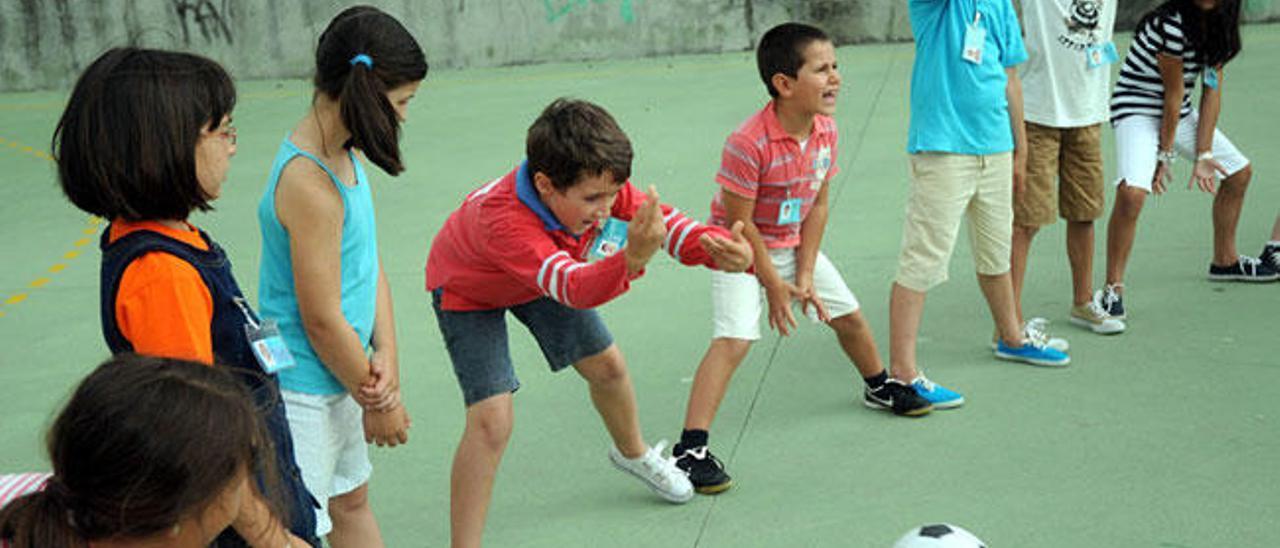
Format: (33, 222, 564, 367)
(0, 355, 275, 548)
(256, 5, 427, 546)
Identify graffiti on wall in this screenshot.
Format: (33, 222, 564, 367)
(173, 0, 234, 45)
(544, 0, 636, 24)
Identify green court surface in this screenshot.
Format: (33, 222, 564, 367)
(2, 25, 1278, 548)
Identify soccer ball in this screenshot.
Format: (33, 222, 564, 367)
(893, 523, 987, 548)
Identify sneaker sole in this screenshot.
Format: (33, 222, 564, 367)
(1068, 316, 1125, 335)
(1207, 273, 1280, 282)
(994, 351, 1071, 367)
(608, 457, 694, 504)
(695, 480, 733, 495)
(928, 397, 965, 409)
(862, 399, 934, 417)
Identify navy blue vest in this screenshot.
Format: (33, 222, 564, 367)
(99, 227, 319, 546)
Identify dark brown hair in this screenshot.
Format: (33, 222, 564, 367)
(1145, 0, 1242, 67)
(0, 355, 273, 548)
(53, 47, 235, 221)
(757, 23, 831, 98)
(526, 98, 633, 191)
(314, 5, 428, 176)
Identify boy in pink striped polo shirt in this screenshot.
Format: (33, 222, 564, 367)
(671, 23, 934, 496)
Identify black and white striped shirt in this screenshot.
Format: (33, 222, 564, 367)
(1110, 11, 1203, 124)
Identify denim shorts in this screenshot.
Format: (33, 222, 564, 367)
(431, 289, 614, 406)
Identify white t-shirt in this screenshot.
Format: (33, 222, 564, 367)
(1019, 0, 1118, 127)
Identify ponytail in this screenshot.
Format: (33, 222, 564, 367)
(313, 6, 428, 177)
(341, 58, 405, 175)
(0, 488, 86, 548)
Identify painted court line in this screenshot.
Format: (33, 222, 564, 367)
(0, 135, 101, 320)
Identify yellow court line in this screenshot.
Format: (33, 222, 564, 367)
(0, 136, 101, 319)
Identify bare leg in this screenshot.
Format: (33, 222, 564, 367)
(450, 395, 514, 548)
(888, 282, 926, 381)
(1066, 220, 1095, 306)
(682, 338, 753, 431)
(1211, 165, 1252, 266)
(827, 310, 886, 378)
(573, 344, 646, 458)
(1105, 183, 1148, 291)
(1010, 224, 1039, 324)
(328, 484, 383, 548)
(977, 271, 1024, 347)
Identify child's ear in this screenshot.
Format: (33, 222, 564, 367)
(772, 73, 794, 98)
(533, 171, 556, 197)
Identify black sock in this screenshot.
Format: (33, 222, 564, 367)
(863, 371, 888, 390)
(678, 429, 708, 452)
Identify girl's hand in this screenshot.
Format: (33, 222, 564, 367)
(363, 404, 410, 447)
(1189, 156, 1228, 194)
(356, 351, 398, 411)
(1151, 162, 1171, 195)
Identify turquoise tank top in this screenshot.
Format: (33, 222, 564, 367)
(257, 137, 379, 395)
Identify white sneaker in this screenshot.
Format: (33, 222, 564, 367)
(608, 440, 694, 503)
(989, 317, 1069, 352)
(1069, 299, 1125, 335)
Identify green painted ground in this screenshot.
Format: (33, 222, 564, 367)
(2, 25, 1277, 548)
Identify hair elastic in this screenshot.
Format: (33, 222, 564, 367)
(349, 54, 374, 68)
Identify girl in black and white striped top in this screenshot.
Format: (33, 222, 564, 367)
(1100, 0, 1276, 321)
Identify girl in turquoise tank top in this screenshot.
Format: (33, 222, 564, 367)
(255, 6, 427, 545)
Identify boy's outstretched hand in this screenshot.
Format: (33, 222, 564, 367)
(624, 185, 667, 275)
(700, 220, 753, 272)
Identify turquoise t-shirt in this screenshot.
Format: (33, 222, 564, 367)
(907, 0, 1028, 155)
(257, 137, 379, 395)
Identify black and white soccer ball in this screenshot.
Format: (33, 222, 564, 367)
(893, 523, 987, 548)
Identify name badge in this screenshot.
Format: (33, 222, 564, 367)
(588, 217, 629, 261)
(246, 320, 297, 374)
(1086, 42, 1119, 69)
(235, 297, 296, 374)
(777, 198, 804, 225)
(962, 13, 986, 65)
(1203, 68, 1219, 89)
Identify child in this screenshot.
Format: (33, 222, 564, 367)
(891, 0, 1070, 410)
(1102, 0, 1276, 319)
(0, 355, 280, 548)
(672, 23, 932, 496)
(52, 47, 315, 547)
(425, 98, 753, 547)
(1012, 0, 1124, 336)
(256, 6, 425, 546)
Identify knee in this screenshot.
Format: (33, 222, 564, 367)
(577, 346, 629, 387)
(466, 403, 513, 453)
(1224, 164, 1253, 191)
(1112, 188, 1146, 220)
(828, 311, 868, 334)
(1013, 224, 1039, 239)
(330, 484, 371, 516)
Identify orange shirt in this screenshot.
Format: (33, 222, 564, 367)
(109, 219, 215, 365)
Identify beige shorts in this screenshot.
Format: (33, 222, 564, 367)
(1015, 122, 1105, 226)
(896, 152, 1013, 292)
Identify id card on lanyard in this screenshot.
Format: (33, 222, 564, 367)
(962, 10, 986, 65)
(234, 297, 297, 374)
(587, 217, 629, 261)
(1086, 42, 1119, 69)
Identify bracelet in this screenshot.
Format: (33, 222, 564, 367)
(1156, 149, 1177, 165)
(1196, 151, 1214, 162)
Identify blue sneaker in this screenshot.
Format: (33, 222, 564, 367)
(995, 339, 1070, 367)
(910, 375, 964, 409)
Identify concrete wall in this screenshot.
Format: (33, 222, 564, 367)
(1, 0, 1277, 92)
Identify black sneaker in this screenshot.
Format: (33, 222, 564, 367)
(863, 378, 933, 417)
(673, 445, 732, 495)
(1260, 244, 1280, 273)
(1096, 284, 1126, 320)
(1208, 255, 1280, 282)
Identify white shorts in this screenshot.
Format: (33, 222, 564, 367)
(282, 390, 373, 537)
(711, 248, 860, 340)
(1113, 113, 1250, 192)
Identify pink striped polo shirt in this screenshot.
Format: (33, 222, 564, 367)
(709, 101, 840, 249)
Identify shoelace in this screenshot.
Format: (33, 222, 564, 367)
(1023, 318, 1051, 347)
(1266, 247, 1280, 268)
(1238, 254, 1263, 274)
(1101, 284, 1122, 308)
(1086, 298, 1111, 319)
(913, 375, 937, 392)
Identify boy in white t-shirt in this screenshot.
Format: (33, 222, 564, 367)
(1013, 0, 1125, 337)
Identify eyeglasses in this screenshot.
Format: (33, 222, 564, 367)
(220, 124, 237, 146)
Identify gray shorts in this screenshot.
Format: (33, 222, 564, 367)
(431, 289, 614, 406)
